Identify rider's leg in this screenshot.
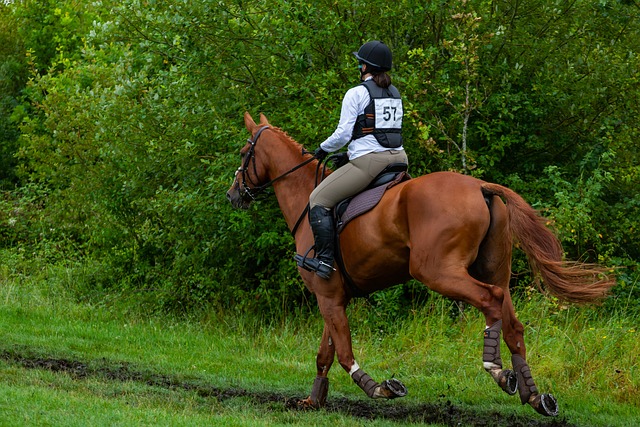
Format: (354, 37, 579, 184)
(299, 150, 408, 279)
(306, 205, 335, 280)
(300, 163, 368, 279)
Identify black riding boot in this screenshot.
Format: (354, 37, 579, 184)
(295, 205, 335, 280)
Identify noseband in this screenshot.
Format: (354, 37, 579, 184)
(234, 125, 316, 203)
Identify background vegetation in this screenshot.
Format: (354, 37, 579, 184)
(0, 0, 638, 318)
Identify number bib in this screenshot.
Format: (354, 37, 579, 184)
(374, 98, 403, 130)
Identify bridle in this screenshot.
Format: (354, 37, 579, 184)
(234, 125, 270, 202)
(233, 125, 317, 203)
(233, 125, 344, 237)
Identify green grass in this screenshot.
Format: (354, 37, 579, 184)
(0, 259, 638, 426)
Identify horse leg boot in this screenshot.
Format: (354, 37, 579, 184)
(483, 320, 517, 395)
(296, 206, 336, 280)
(512, 354, 559, 416)
(308, 375, 329, 406)
(303, 326, 334, 408)
(351, 366, 407, 399)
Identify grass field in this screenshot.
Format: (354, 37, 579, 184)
(0, 262, 638, 426)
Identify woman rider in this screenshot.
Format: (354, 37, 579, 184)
(297, 40, 408, 280)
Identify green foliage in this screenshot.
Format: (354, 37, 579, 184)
(11, 0, 90, 74)
(0, 5, 26, 188)
(2, 0, 639, 316)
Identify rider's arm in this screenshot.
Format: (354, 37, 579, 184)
(319, 85, 368, 153)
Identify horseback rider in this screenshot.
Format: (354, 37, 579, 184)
(298, 40, 408, 280)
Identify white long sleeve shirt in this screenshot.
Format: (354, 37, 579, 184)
(319, 78, 404, 160)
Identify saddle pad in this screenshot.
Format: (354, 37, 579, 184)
(337, 172, 409, 233)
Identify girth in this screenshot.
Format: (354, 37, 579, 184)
(334, 164, 410, 298)
(295, 162, 410, 298)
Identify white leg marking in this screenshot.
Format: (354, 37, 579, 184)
(349, 361, 360, 376)
(484, 361, 502, 370)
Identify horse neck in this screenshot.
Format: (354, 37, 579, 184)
(262, 131, 318, 231)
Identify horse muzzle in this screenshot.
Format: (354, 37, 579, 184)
(226, 184, 252, 210)
(226, 189, 248, 209)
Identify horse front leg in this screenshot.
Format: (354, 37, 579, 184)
(299, 324, 334, 408)
(351, 366, 408, 399)
(317, 294, 407, 402)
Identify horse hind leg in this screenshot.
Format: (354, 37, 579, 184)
(471, 200, 519, 397)
(409, 229, 527, 405)
(412, 259, 511, 385)
(473, 270, 559, 416)
(503, 292, 558, 416)
(482, 314, 557, 416)
(483, 319, 518, 396)
(473, 194, 558, 416)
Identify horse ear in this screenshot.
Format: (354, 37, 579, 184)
(259, 113, 270, 126)
(244, 112, 257, 132)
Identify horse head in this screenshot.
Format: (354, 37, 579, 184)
(226, 112, 273, 209)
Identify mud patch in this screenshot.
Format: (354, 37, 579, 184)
(1, 347, 577, 427)
(317, 397, 576, 427)
(0, 346, 285, 403)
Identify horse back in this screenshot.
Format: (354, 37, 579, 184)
(339, 172, 494, 291)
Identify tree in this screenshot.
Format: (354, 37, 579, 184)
(6, 0, 639, 315)
(0, 4, 27, 188)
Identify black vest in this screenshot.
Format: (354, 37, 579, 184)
(351, 79, 403, 148)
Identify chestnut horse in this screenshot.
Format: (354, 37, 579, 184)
(226, 112, 614, 417)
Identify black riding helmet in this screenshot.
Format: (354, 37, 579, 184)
(353, 40, 392, 72)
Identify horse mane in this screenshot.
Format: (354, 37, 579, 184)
(271, 126, 299, 145)
(270, 126, 315, 160)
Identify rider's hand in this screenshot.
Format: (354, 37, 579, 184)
(314, 147, 328, 161)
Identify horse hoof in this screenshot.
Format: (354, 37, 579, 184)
(289, 397, 321, 410)
(530, 393, 559, 417)
(380, 378, 408, 399)
(500, 369, 518, 395)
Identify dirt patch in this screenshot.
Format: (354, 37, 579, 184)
(1, 347, 577, 427)
(316, 397, 576, 427)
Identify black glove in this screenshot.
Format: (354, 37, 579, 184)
(314, 147, 328, 161)
(331, 152, 349, 169)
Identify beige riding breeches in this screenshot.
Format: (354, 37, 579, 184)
(309, 149, 408, 209)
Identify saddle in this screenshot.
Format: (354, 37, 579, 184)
(335, 162, 410, 233)
(333, 162, 410, 297)
(294, 160, 410, 294)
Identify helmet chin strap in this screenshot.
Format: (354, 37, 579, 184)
(358, 63, 366, 81)
(359, 63, 371, 82)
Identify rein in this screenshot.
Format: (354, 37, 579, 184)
(236, 125, 319, 236)
(235, 124, 363, 296)
(237, 126, 315, 200)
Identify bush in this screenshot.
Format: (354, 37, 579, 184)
(4, 0, 639, 317)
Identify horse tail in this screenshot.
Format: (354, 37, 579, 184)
(481, 183, 615, 304)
